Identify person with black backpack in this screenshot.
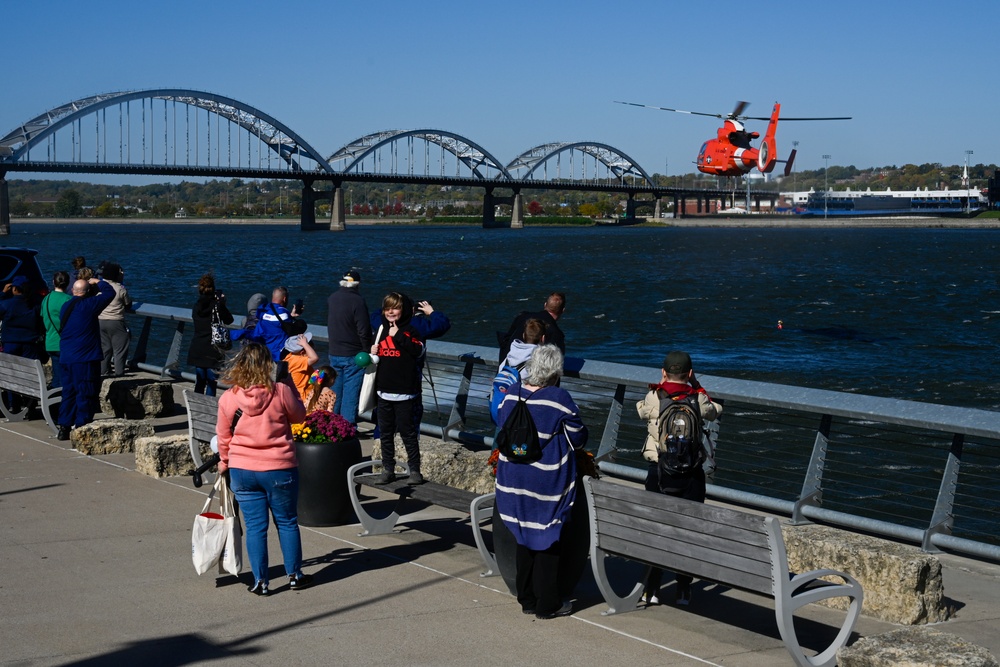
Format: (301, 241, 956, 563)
(637, 350, 722, 606)
(494, 344, 588, 620)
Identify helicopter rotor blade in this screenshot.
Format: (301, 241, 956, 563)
(613, 101, 726, 120)
(764, 116, 853, 121)
(730, 101, 750, 119)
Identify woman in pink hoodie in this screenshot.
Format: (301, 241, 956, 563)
(216, 343, 309, 596)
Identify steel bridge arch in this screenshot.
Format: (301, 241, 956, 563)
(328, 129, 512, 180)
(506, 141, 653, 185)
(0, 89, 333, 172)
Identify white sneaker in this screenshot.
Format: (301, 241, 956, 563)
(644, 593, 659, 605)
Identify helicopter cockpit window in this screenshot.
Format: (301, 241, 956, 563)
(697, 142, 708, 165)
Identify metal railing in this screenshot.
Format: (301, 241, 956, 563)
(128, 302, 1000, 563)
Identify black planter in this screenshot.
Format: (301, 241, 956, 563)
(296, 437, 363, 527)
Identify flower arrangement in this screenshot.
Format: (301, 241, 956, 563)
(292, 410, 357, 444)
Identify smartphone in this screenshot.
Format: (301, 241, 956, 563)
(294, 298, 304, 314)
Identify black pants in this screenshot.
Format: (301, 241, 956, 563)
(644, 462, 706, 594)
(377, 396, 421, 473)
(515, 540, 562, 615)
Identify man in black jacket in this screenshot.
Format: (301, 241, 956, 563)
(326, 269, 372, 425)
(498, 292, 566, 363)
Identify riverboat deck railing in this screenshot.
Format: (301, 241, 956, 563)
(128, 302, 1000, 563)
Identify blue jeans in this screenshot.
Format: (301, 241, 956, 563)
(329, 355, 366, 424)
(194, 367, 218, 396)
(229, 467, 303, 585)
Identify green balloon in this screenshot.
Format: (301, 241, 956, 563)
(354, 352, 372, 367)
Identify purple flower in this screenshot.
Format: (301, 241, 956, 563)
(301, 410, 357, 443)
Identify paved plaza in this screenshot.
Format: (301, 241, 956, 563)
(2, 384, 999, 666)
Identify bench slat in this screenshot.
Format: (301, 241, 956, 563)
(598, 532, 774, 595)
(184, 393, 219, 442)
(355, 474, 477, 514)
(597, 523, 773, 594)
(589, 482, 767, 533)
(593, 494, 769, 548)
(594, 505, 773, 566)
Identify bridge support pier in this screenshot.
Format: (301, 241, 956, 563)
(330, 184, 345, 231)
(510, 191, 523, 229)
(625, 194, 637, 220)
(654, 197, 662, 220)
(0, 176, 9, 236)
(300, 182, 330, 231)
(482, 187, 516, 229)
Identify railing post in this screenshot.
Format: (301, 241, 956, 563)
(442, 357, 475, 442)
(791, 413, 832, 525)
(596, 383, 625, 462)
(162, 321, 186, 379)
(129, 315, 154, 366)
(923, 433, 963, 552)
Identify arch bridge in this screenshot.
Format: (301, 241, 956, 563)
(0, 89, 779, 233)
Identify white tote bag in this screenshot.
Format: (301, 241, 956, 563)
(218, 475, 243, 576)
(358, 325, 383, 416)
(192, 476, 228, 575)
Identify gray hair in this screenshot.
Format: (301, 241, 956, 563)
(523, 343, 564, 387)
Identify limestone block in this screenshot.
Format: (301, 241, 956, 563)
(782, 523, 947, 624)
(71, 419, 155, 455)
(135, 435, 213, 478)
(99, 378, 175, 419)
(373, 437, 495, 495)
(838, 628, 998, 667)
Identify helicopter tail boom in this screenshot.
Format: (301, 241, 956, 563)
(757, 103, 780, 173)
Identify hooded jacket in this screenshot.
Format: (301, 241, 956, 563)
(637, 381, 722, 463)
(373, 293, 425, 396)
(216, 379, 306, 473)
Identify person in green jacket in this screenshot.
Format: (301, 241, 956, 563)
(40, 271, 72, 389)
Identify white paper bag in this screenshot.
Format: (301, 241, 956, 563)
(358, 324, 383, 416)
(192, 477, 228, 575)
(218, 475, 243, 576)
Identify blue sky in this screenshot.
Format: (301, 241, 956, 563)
(3, 0, 997, 179)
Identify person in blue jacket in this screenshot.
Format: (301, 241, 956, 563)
(57, 278, 115, 440)
(0, 275, 42, 359)
(369, 298, 450, 435)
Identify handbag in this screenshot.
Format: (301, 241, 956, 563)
(191, 475, 241, 575)
(358, 324, 382, 416)
(211, 303, 232, 350)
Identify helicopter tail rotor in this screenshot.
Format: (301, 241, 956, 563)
(783, 149, 797, 177)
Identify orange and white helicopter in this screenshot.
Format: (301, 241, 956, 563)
(615, 100, 851, 178)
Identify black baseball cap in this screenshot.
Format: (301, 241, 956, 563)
(663, 351, 692, 375)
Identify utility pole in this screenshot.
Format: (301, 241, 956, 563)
(822, 154, 831, 219)
(792, 141, 799, 207)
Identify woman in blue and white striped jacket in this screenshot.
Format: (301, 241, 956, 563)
(495, 344, 588, 619)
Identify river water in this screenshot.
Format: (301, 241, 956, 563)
(6, 221, 1000, 410)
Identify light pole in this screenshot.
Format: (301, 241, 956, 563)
(791, 141, 799, 206)
(965, 150, 974, 215)
(822, 154, 831, 219)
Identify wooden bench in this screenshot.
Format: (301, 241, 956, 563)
(0, 352, 61, 435)
(583, 476, 863, 667)
(347, 461, 500, 575)
(182, 390, 219, 486)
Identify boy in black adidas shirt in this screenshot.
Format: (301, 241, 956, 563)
(370, 292, 426, 485)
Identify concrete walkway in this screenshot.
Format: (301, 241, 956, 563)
(2, 388, 999, 666)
